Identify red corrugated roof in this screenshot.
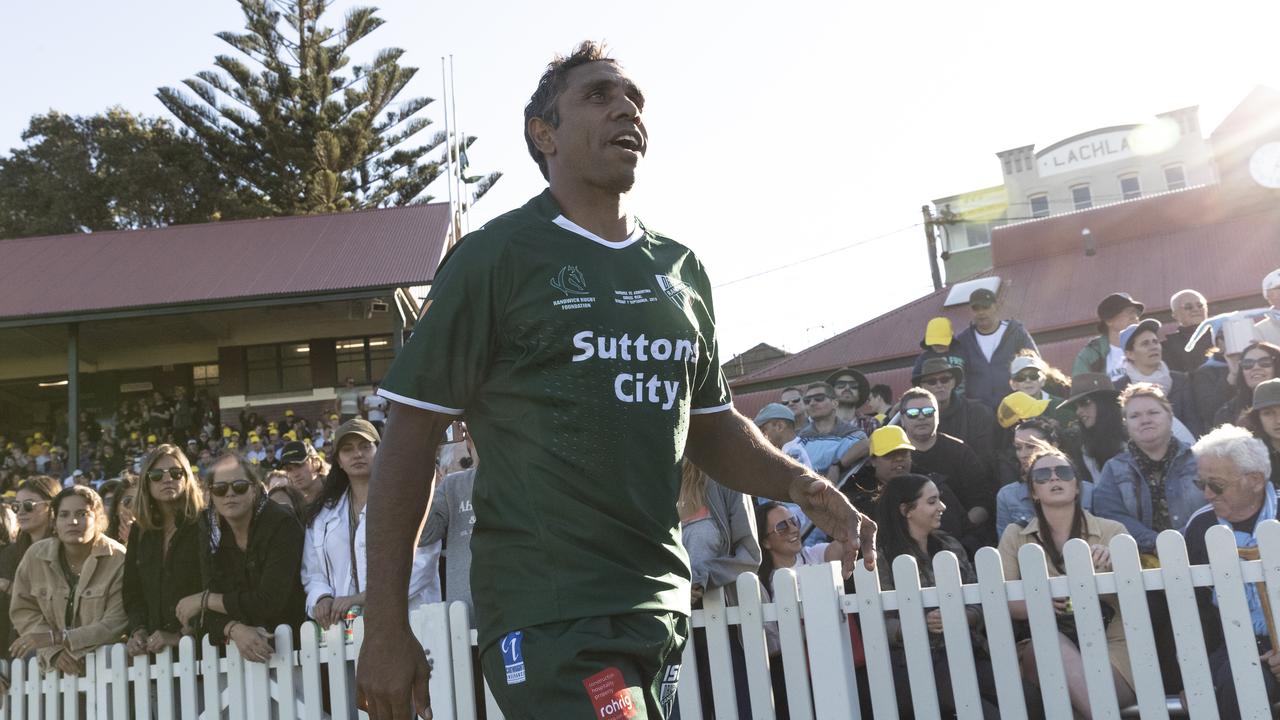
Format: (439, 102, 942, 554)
(0, 203, 452, 321)
(733, 188, 1280, 389)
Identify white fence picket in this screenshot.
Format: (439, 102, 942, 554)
(795, 563, 859, 720)
(1016, 542, 1072, 719)
(1107, 533, 1168, 719)
(891, 554, 941, 719)
(932, 551, 982, 720)
(321, 623, 349, 719)
(1155, 529, 1218, 719)
(199, 635, 221, 720)
(174, 637, 199, 720)
(297, 623, 323, 717)
(413, 602, 451, 720)
(770, 569, 813, 720)
(852, 560, 899, 720)
(448, 603, 477, 720)
(1256, 522, 1280, 650)
(972, 547, 1026, 720)
(676, 628, 704, 720)
(700, 585, 740, 720)
(129, 652, 150, 720)
(1204, 524, 1272, 717)
(734, 572, 777, 720)
(1062, 538, 1120, 719)
(40, 665, 56, 720)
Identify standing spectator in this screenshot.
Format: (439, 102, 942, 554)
(279, 440, 328, 505)
(1092, 384, 1201, 553)
(1074, 292, 1144, 381)
(754, 403, 812, 469)
(1255, 268, 1280, 344)
(9, 486, 127, 676)
(1163, 290, 1213, 372)
(174, 454, 306, 660)
(874, 474, 1000, 718)
(105, 475, 137, 546)
(363, 382, 389, 433)
(826, 367, 878, 436)
(912, 317, 967, 398)
(336, 378, 360, 423)
(796, 382, 868, 481)
(421, 460, 478, 616)
(862, 385, 894, 426)
(914, 357, 998, 468)
(997, 448, 1134, 715)
(148, 391, 173, 436)
(1213, 342, 1280, 428)
(1113, 320, 1200, 435)
(1243, 378, 1280, 487)
(0, 476, 60, 661)
(900, 388, 995, 544)
(1058, 374, 1128, 481)
(172, 386, 194, 442)
(954, 288, 1039, 410)
(302, 420, 435, 629)
(123, 445, 205, 656)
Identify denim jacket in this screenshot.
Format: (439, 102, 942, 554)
(994, 480, 1096, 539)
(1091, 440, 1203, 552)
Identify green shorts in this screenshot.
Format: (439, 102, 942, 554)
(480, 612, 688, 720)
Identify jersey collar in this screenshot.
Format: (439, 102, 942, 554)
(532, 189, 645, 250)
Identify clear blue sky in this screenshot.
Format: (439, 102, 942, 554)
(3, 0, 1278, 359)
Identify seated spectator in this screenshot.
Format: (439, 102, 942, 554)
(1183, 425, 1277, 716)
(1191, 334, 1232, 440)
(778, 386, 806, 428)
(174, 454, 306, 662)
(1255, 268, 1280, 345)
(996, 419, 1096, 537)
(9, 486, 127, 676)
(1092, 384, 1200, 553)
(996, 391, 1049, 432)
(955, 288, 1040, 410)
(0, 475, 61, 660)
(755, 403, 813, 470)
(862, 384, 894, 426)
(1008, 353, 1074, 427)
(1243, 379, 1280, 487)
(105, 474, 137, 546)
(123, 445, 206, 656)
(267, 484, 309, 521)
(997, 448, 1134, 715)
(900, 388, 995, 546)
(874, 474, 999, 718)
(912, 317, 967, 398)
(796, 383, 868, 483)
(1113, 319, 1200, 435)
(1163, 290, 1213, 373)
(1075, 292, 1143, 381)
(264, 469, 289, 491)
(914, 357, 998, 468)
(279, 440, 328, 505)
(1058, 374, 1127, 481)
(1214, 342, 1280, 428)
(827, 367, 879, 437)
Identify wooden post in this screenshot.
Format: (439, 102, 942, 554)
(1236, 546, 1278, 643)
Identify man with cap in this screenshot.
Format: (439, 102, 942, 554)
(1113, 319, 1201, 436)
(912, 317, 967, 399)
(280, 440, 328, 505)
(1163, 289, 1213, 373)
(826, 367, 879, 436)
(754, 403, 813, 471)
(913, 357, 998, 470)
(1074, 292, 1143, 380)
(1256, 269, 1280, 345)
(954, 287, 1039, 410)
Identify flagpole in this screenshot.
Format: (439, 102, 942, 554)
(449, 55, 465, 233)
(440, 57, 456, 245)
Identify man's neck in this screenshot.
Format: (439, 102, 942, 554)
(835, 405, 857, 423)
(911, 433, 938, 452)
(976, 322, 1000, 334)
(549, 183, 632, 243)
(812, 414, 838, 434)
(938, 395, 952, 413)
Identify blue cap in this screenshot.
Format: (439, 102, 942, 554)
(1119, 318, 1162, 351)
(753, 403, 796, 426)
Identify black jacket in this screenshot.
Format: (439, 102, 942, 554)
(938, 395, 997, 470)
(123, 520, 204, 635)
(1163, 326, 1214, 374)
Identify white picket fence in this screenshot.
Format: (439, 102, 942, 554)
(7, 522, 1280, 718)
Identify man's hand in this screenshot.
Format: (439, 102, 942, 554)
(1262, 649, 1280, 680)
(357, 624, 432, 720)
(145, 630, 181, 654)
(51, 651, 85, 677)
(126, 629, 149, 657)
(313, 597, 337, 629)
(790, 474, 877, 573)
(925, 610, 944, 635)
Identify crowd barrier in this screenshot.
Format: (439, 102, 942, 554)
(6, 521, 1280, 719)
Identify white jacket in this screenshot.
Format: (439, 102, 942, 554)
(301, 491, 438, 618)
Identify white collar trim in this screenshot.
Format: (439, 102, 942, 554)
(553, 215, 644, 249)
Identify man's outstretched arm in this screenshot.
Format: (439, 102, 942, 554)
(358, 401, 454, 720)
(684, 409, 877, 572)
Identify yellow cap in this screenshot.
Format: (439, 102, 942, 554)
(924, 317, 953, 347)
(997, 391, 1050, 429)
(146, 434, 158, 444)
(33, 432, 43, 441)
(870, 426, 915, 457)
(284, 431, 297, 441)
(285, 409, 294, 417)
(130, 432, 139, 440)
(222, 427, 232, 438)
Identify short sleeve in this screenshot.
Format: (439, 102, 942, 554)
(687, 262, 732, 414)
(378, 237, 505, 415)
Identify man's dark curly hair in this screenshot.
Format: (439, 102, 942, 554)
(524, 41, 616, 181)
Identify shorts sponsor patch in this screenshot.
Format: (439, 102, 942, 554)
(582, 666, 637, 719)
(659, 664, 680, 718)
(500, 631, 525, 685)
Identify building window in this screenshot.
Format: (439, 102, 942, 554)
(245, 343, 310, 395)
(1028, 193, 1050, 218)
(335, 336, 395, 384)
(1119, 174, 1142, 200)
(192, 364, 220, 388)
(1071, 184, 1092, 210)
(1164, 164, 1187, 191)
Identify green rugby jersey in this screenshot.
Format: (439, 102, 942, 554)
(379, 190, 732, 650)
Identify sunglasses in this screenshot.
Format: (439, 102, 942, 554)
(782, 398, 802, 405)
(803, 394, 829, 404)
(833, 380, 858, 389)
(145, 467, 185, 484)
(1192, 477, 1227, 495)
(903, 406, 937, 419)
(119, 495, 134, 508)
(12, 500, 49, 513)
(1012, 370, 1043, 382)
(1241, 357, 1275, 371)
(209, 480, 253, 497)
(919, 375, 953, 386)
(1029, 465, 1076, 484)
(769, 516, 800, 535)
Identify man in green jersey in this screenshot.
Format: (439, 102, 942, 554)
(356, 42, 876, 720)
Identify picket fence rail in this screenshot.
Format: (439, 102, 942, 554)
(7, 522, 1280, 718)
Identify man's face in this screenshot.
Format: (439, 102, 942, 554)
(1125, 330, 1162, 370)
(870, 449, 912, 481)
(1197, 454, 1266, 524)
(802, 387, 836, 421)
(284, 460, 322, 503)
(1260, 406, 1280, 442)
(1171, 293, 1207, 328)
(759, 419, 787, 448)
(970, 302, 999, 333)
(1010, 367, 1045, 397)
(1266, 285, 1280, 309)
(917, 372, 956, 403)
(901, 398, 939, 441)
(780, 390, 804, 422)
(534, 61, 647, 194)
(1105, 307, 1141, 336)
(832, 375, 862, 406)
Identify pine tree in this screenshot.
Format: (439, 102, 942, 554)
(157, 0, 498, 216)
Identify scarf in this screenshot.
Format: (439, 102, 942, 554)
(1124, 360, 1174, 392)
(1128, 438, 1179, 531)
(1214, 483, 1277, 637)
(206, 494, 270, 553)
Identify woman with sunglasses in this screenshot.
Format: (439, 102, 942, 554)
(173, 454, 306, 663)
(874, 474, 1000, 718)
(0, 475, 60, 661)
(105, 474, 137, 546)
(9, 486, 127, 677)
(122, 445, 205, 656)
(995, 417, 1096, 537)
(998, 447, 1134, 718)
(1214, 342, 1280, 428)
